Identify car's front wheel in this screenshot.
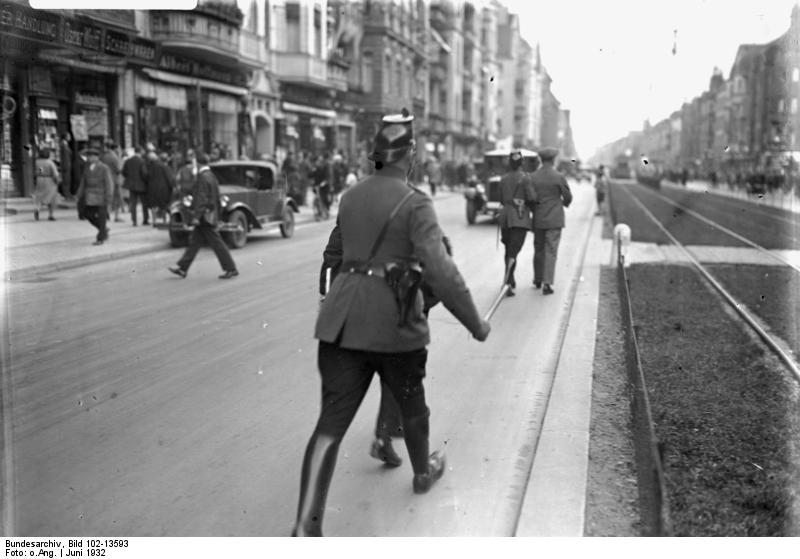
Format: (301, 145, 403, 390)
(223, 209, 248, 249)
(280, 206, 295, 238)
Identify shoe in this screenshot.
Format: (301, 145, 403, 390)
(543, 284, 554, 295)
(48, 216, 56, 221)
(169, 266, 187, 278)
(370, 438, 403, 468)
(506, 286, 515, 297)
(219, 270, 239, 279)
(142, 221, 149, 226)
(104, 228, 110, 241)
(33, 210, 39, 221)
(533, 280, 542, 289)
(413, 451, 446, 494)
(132, 222, 137, 227)
(92, 240, 103, 246)
(114, 217, 124, 222)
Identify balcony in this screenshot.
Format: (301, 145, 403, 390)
(327, 62, 349, 92)
(274, 52, 328, 88)
(239, 29, 268, 66)
(150, 9, 241, 64)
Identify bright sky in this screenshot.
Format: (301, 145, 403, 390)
(504, 0, 800, 160)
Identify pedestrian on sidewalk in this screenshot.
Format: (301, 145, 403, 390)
(58, 134, 72, 200)
(498, 149, 537, 297)
(145, 151, 175, 225)
(169, 151, 238, 280)
(101, 140, 125, 223)
(594, 164, 608, 215)
(33, 147, 60, 221)
(293, 110, 490, 537)
(123, 146, 149, 226)
(530, 147, 572, 295)
(76, 147, 114, 245)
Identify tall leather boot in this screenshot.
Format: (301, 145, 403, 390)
(292, 433, 340, 537)
(402, 412, 446, 494)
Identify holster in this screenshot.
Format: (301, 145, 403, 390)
(384, 263, 423, 326)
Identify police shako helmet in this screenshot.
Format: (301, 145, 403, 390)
(509, 149, 523, 170)
(368, 108, 416, 167)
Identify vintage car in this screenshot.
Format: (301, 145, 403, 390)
(463, 148, 540, 224)
(159, 159, 299, 248)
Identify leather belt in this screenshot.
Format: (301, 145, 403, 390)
(342, 262, 386, 278)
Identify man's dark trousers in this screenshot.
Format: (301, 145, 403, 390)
(129, 191, 148, 225)
(177, 223, 236, 272)
(84, 205, 108, 241)
(313, 341, 431, 475)
(500, 226, 527, 287)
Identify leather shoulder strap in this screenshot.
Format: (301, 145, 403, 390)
(366, 188, 416, 263)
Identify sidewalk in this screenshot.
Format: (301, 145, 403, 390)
(662, 179, 800, 214)
(0, 197, 322, 281)
(1, 183, 457, 281)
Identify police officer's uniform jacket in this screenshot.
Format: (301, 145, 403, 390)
(530, 165, 573, 229)
(498, 169, 537, 229)
(315, 165, 484, 353)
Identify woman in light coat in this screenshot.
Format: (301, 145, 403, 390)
(33, 147, 60, 221)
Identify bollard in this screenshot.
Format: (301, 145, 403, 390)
(612, 223, 631, 268)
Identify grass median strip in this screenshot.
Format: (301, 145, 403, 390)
(626, 263, 800, 536)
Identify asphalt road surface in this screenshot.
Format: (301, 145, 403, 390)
(2, 184, 595, 536)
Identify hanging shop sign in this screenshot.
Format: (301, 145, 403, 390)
(70, 114, 88, 142)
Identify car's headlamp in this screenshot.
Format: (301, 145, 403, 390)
(220, 195, 230, 208)
(182, 194, 193, 207)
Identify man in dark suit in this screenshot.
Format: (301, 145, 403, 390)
(294, 111, 491, 537)
(530, 147, 573, 295)
(75, 147, 114, 245)
(498, 149, 537, 296)
(168, 151, 238, 280)
(122, 146, 149, 226)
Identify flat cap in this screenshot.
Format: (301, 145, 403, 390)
(84, 147, 100, 156)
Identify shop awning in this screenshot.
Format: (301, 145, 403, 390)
(281, 102, 336, 120)
(142, 68, 248, 97)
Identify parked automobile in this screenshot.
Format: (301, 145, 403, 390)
(463, 148, 540, 224)
(158, 159, 299, 248)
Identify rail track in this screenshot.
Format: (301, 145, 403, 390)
(615, 181, 800, 384)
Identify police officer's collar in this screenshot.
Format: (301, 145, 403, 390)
(373, 164, 406, 179)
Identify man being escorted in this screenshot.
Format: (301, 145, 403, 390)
(168, 151, 238, 280)
(499, 149, 537, 297)
(76, 147, 114, 245)
(294, 111, 491, 537)
(530, 147, 572, 295)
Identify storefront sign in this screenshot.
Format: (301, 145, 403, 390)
(159, 53, 248, 88)
(75, 93, 108, 108)
(28, 66, 53, 94)
(63, 19, 103, 52)
(0, 1, 59, 43)
(70, 115, 88, 142)
(0, 1, 157, 65)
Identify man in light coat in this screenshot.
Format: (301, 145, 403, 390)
(530, 147, 573, 294)
(76, 147, 114, 245)
(293, 111, 491, 537)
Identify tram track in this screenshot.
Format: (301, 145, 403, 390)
(616, 183, 800, 384)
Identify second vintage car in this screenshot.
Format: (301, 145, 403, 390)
(464, 148, 540, 224)
(159, 159, 299, 249)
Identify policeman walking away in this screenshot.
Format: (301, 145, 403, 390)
(498, 149, 537, 296)
(530, 147, 572, 295)
(293, 110, 491, 536)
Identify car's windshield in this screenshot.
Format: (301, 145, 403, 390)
(483, 155, 540, 177)
(211, 165, 274, 190)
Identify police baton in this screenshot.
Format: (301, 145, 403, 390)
(483, 258, 515, 322)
